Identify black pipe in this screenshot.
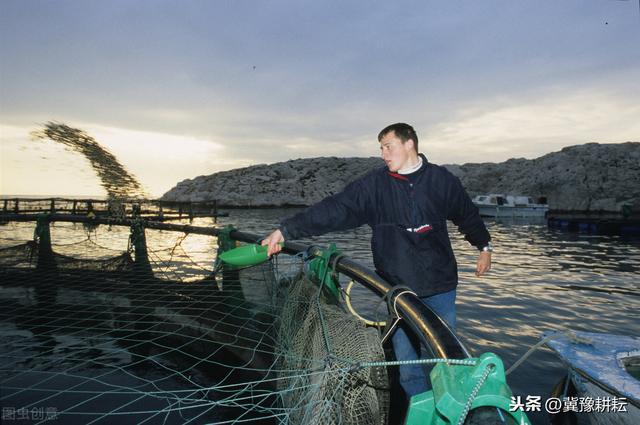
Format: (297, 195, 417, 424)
(228, 230, 470, 359)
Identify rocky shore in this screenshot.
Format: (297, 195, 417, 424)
(161, 142, 639, 212)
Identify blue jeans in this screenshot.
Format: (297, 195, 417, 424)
(391, 289, 457, 398)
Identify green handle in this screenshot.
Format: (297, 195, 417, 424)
(218, 243, 283, 267)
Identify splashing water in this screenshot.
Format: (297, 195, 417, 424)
(32, 122, 148, 199)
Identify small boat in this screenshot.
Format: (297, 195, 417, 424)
(472, 194, 549, 218)
(544, 330, 640, 425)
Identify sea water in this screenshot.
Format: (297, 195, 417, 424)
(1, 208, 638, 424)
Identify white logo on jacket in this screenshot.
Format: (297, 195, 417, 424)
(406, 224, 433, 233)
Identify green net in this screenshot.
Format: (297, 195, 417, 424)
(0, 220, 389, 424)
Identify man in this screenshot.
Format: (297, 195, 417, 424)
(262, 123, 492, 398)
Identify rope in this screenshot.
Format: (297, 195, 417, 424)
(379, 286, 417, 344)
(343, 281, 418, 345)
(314, 254, 334, 356)
(329, 253, 345, 289)
(391, 289, 417, 317)
(358, 357, 477, 369)
(506, 329, 587, 375)
(457, 363, 495, 425)
(343, 280, 386, 327)
(380, 318, 400, 345)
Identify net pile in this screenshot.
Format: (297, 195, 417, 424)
(276, 272, 389, 425)
(0, 221, 389, 424)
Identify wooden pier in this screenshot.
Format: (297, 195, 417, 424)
(0, 197, 228, 223)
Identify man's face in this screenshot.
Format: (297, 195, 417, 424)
(379, 131, 415, 172)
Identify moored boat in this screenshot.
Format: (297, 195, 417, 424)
(545, 330, 640, 425)
(473, 194, 548, 218)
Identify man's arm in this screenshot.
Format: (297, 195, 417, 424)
(262, 177, 371, 256)
(445, 173, 492, 276)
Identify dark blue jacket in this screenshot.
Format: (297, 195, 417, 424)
(280, 154, 491, 296)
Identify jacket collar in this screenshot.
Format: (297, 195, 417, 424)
(387, 153, 428, 181)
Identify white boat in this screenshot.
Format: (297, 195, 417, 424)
(545, 330, 640, 425)
(472, 194, 548, 218)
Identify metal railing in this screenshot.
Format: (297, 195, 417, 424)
(0, 198, 227, 222)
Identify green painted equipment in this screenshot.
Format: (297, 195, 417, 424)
(218, 242, 281, 267)
(405, 352, 530, 425)
(218, 242, 342, 300)
(216, 225, 238, 256)
(304, 243, 341, 300)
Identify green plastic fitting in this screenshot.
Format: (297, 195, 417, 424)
(404, 352, 530, 425)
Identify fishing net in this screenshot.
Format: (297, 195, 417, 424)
(275, 272, 389, 425)
(0, 220, 389, 424)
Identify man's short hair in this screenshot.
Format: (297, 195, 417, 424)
(378, 123, 418, 152)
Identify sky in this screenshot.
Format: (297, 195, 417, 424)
(1, 0, 639, 197)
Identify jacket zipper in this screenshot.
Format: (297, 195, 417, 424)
(409, 181, 418, 227)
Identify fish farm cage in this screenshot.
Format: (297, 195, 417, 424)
(1, 198, 227, 222)
(0, 212, 530, 425)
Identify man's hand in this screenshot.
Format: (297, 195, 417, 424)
(475, 251, 492, 277)
(262, 229, 284, 257)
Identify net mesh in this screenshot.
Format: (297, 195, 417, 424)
(275, 272, 389, 425)
(0, 220, 389, 424)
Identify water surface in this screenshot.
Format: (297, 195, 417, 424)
(2, 209, 638, 424)
(217, 209, 640, 424)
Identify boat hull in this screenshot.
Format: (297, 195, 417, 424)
(545, 331, 640, 425)
(476, 205, 548, 218)
(571, 373, 640, 425)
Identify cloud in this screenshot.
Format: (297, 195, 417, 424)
(1, 1, 639, 196)
(424, 88, 640, 164)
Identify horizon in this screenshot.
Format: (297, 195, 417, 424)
(1, 1, 639, 198)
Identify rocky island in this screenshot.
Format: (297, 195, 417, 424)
(162, 142, 639, 212)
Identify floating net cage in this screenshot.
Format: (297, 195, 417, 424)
(0, 216, 391, 425)
(0, 214, 529, 425)
(1, 197, 224, 222)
